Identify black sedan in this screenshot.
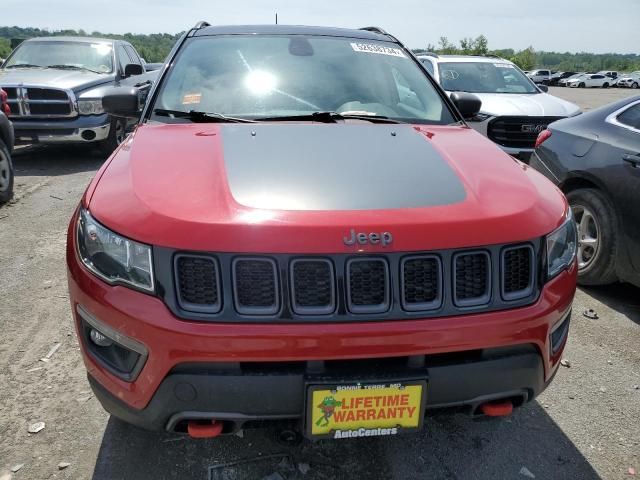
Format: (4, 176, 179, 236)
(531, 95, 640, 288)
(549, 71, 577, 86)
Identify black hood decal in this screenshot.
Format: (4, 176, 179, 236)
(221, 124, 466, 211)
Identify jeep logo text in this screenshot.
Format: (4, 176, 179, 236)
(343, 229, 393, 247)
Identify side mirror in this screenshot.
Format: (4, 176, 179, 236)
(538, 84, 549, 93)
(103, 87, 141, 118)
(450, 92, 481, 119)
(123, 63, 144, 78)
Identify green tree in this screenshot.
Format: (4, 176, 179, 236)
(511, 47, 537, 70)
(472, 35, 488, 55)
(438, 36, 458, 54)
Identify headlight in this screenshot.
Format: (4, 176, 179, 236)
(546, 209, 577, 279)
(78, 99, 105, 115)
(77, 209, 154, 292)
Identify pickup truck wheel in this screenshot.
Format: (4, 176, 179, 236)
(567, 188, 618, 286)
(98, 117, 126, 156)
(0, 139, 14, 204)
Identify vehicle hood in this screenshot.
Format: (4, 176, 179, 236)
(87, 122, 567, 253)
(0, 68, 112, 92)
(454, 92, 581, 117)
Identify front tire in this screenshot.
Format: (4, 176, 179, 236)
(566, 188, 618, 286)
(603, 83, 609, 88)
(0, 139, 14, 204)
(97, 117, 126, 157)
(632, 82, 639, 89)
(579, 82, 586, 88)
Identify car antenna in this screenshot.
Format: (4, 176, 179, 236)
(275, 12, 278, 24)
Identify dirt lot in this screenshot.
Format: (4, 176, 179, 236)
(0, 88, 639, 480)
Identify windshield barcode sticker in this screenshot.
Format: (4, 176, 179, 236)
(351, 43, 406, 58)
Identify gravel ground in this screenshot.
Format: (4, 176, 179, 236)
(0, 88, 638, 480)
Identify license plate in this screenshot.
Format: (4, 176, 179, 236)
(305, 380, 426, 439)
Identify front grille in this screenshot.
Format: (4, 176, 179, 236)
(0, 85, 75, 118)
(346, 258, 390, 314)
(291, 259, 335, 315)
(164, 241, 540, 322)
(454, 252, 491, 307)
(233, 258, 279, 315)
(174, 255, 221, 313)
(488, 116, 563, 149)
(401, 256, 442, 311)
(502, 245, 534, 300)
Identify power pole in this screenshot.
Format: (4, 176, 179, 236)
(275, 13, 278, 24)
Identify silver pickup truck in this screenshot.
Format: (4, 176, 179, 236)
(0, 36, 156, 154)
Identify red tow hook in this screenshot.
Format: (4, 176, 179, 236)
(187, 420, 224, 439)
(480, 400, 514, 417)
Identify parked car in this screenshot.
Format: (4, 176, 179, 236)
(531, 96, 640, 287)
(558, 73, 585, 87)
(617, 72, 640, 89)
(0, 36, 149, 154)
(567, 74, 612, 88)
(417, 54, 580, 159)
(0, 88, 15, 204)
(527, 69, 552, 84)
(549, 72, 577, 86)
(597, 70, 619, 80)
(67, 23, 577, 438)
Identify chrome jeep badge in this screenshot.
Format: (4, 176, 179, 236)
(343, 229, 393, 247)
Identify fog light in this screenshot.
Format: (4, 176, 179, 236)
(90, 328, 113, 347)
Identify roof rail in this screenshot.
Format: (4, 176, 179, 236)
(359, 26, 388, 35)
(194, 21, 211, 29)
(417, 52, 439, 58)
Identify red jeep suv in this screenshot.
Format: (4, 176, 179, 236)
(66, 23, 577, 440)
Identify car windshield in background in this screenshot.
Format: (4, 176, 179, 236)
(4, 41, 114, 74)
(438, 62, 538, 94)
(153, 35, 455, 124)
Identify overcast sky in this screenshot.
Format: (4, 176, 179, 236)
(2, 0, 638, 54)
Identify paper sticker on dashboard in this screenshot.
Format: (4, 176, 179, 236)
(351, 43, 406, 58)
(182, 93, 202, 105)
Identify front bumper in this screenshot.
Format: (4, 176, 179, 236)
(67, 227, 577, 432)
(12, 113, 110, 144)
(88, 342, 557, 433)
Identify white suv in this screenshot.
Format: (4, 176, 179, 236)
(417, 54, 581, 159)
(526, 69, 552, 84)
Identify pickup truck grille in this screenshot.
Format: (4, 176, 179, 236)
(168, 241, 540, 322)
(487, 116, 563, 149)
(0, 85, 76, 118)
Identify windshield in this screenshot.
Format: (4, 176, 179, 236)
(438, 62, 538, 94)
(152, 35, 455, 124)
(5, 41, 114, 73)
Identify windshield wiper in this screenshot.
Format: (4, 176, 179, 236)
(257, 111, 405, 124)
(153, 109, 256, 123)
(47, 64, 102, 74)
(5, 64, 43, 69)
